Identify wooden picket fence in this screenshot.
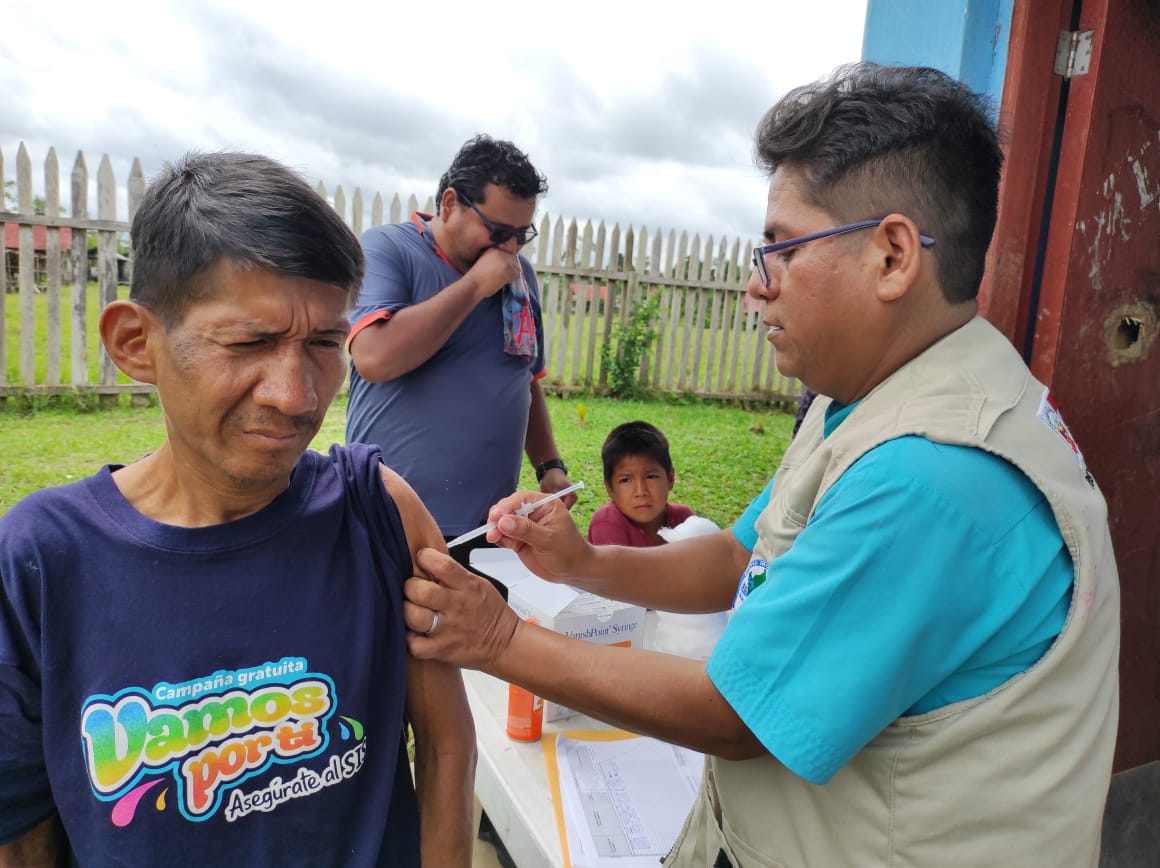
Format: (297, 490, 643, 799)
(2, 142, 802, 404)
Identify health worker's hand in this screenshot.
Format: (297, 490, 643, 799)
(405, 548, 520, 669)
(484, 490, 594, 584)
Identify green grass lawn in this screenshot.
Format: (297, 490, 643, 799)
(0, 392, 793, 529)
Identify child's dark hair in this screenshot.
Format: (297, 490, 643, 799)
(601, 421, 674, 484)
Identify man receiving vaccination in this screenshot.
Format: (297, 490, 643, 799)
(0, 152, 476, 867)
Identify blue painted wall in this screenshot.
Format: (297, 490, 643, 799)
(862, 0, 1015, 106)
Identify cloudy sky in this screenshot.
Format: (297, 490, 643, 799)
(2, 0, 867, 243)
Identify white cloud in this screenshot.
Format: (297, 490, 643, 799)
(2, 0, 867, 241)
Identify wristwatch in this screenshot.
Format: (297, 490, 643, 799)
(534, 458, 568, 483)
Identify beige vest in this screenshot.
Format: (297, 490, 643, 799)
(665, 317, 1120, 867)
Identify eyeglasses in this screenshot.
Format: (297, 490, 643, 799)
(455, 191, 538, 247)
(751, 218, 936, 288)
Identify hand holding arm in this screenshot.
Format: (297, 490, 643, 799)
(404, 549, 764, 759)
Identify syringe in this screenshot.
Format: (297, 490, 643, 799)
(445, 481, 586, 549)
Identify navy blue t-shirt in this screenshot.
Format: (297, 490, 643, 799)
(0, 444, 419, 866)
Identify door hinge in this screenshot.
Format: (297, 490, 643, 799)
(1053, 30, 1094, 78)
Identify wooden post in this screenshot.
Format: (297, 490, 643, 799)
(125, 160, 151, 408)
(44, 147, 62, 388)
(70, 151, 89, 389)
(352, 188, 364, 236)
(648, 227, 665, 390)
(571, 219, 594, 391)
(583, 221, 607, 389)
(551, 216, 568, 382)
(0, 146, 6, 408)
(598, 223, 621, 389)
(17, 143, 35, 387)
(96, 154, 117, 407)
(634, 225, 651, 387)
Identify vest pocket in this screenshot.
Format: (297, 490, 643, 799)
(664, 767, 790, 867)
(719, 816, 793, 868)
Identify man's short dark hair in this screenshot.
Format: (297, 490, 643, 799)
(130, 152, 365, 326)
(435, 135, 549, 212)
(754, 62, 1003, 304)
(601, 421, 674, 484)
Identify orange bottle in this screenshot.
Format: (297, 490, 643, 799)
(506, 619, 544, 741)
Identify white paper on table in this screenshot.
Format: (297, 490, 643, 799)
(554, 734, 703, 867)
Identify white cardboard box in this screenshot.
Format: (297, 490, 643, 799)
(470, 549, 646, 722)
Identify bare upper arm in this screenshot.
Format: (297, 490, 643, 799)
(348, 318, 393, 382)
(722, 527, 754, 583)
(379, 464, 445, 556)
(377, 465, 474, 742)
(0, 814, 65, 868)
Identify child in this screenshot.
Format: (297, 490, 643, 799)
(587, 421, 695, 546)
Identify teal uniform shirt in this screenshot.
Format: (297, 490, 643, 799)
(711, 401, 1073, 784)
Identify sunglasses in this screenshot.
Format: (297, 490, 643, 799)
(455, 191, 538, 247)
(752, 218, 936, 288)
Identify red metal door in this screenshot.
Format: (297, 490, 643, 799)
(985, 0, 1160, 771)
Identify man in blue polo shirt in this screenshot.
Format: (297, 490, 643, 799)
(346, 135, 574, 569)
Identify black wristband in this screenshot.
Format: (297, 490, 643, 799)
(534, 458, 567, 483)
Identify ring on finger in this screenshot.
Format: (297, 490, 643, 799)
(423, 611, 440, 636)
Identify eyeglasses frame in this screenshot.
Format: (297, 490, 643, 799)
(751, 218, 936, 288)
(454, 190, 538, 247)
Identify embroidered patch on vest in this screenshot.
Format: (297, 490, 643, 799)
(1037, 389, 1091, 482)
(733, 557, 768, 610)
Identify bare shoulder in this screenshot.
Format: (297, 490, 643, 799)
(376, 464, 445, 556)
(377, 462, 412, 497)
(377, 463, 426, 515)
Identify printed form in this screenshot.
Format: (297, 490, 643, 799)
(552, 734, 703, 867)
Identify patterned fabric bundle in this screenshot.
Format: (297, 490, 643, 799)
(501, 273, 537, 361)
